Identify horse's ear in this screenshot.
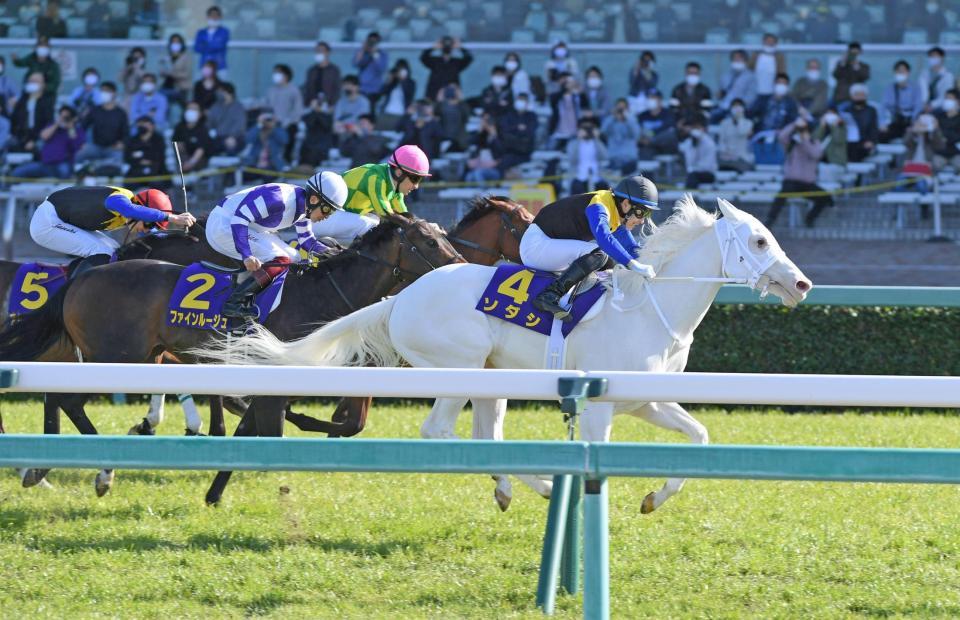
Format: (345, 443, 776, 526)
(716, 197, 742, 221)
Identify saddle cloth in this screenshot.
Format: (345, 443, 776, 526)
(167, 262, 287, 331)
(475, 264, 605, 338)
(8, 263, 68, 316)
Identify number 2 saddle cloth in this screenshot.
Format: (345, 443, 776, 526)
(476, 264, 606, 338)
(8, 263, 68, 317)
(167, 263, 287, 331)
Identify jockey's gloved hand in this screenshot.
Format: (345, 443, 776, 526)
(627, 260, 656, 279)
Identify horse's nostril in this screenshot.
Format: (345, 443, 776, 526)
(796, 280, 810, 292)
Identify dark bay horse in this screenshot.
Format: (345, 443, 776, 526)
(0, 214, 464, 494)
(447, 195, 534, 265)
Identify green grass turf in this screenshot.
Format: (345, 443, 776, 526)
(1, 399, 959, 618)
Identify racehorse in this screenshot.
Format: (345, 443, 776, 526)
(0, 214, 463, 495)
(447, 195, 534, 264)
(198, 196, 813, 513)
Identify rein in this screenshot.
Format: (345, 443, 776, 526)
(449, 209, 526, 263)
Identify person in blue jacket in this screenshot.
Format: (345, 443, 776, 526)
(194, 6, 230, 74)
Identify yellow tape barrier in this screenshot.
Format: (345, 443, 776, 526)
(0, 165, 928, 199)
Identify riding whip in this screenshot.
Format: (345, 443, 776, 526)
(173, 141, 190, 230)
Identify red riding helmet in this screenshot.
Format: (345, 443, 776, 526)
(134, 189, 174, 229)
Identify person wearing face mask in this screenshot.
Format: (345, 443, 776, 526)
(832, 42, 870, 106)
(10, 72, 55, 154)
(304, 41, 342, 109)
(814, 107, 848, 166)
(791, 59, 828, 118)
(192, 60, 222, 111)
(173, 104, 212, 173)
(70, 68, 101, 123)
(479, 67, 514, 118)
(601, 99, 640, 175)
(207, 82, 246, 157)
(498, 93, 539, 175)
(11, 105, 84, 179)
(748, 33, 786, 112)
(421, 35, 473, 101)
(399, 99, 442, 160)
(129, 74, 169, 132)
(629, 51, 658, 98)
(119, 47, 148, 102)
(377, 60, 415, 131)
(918, 47, 955, 112)
(838, 83, 879, 162)
(544, 41, 580, 96)
(637, 91, 678, 160)
(464, 112, 503, 184)
(567, 120, 609, 195)
(583, 66, 611, 120)
(436, 84, 471, 151)
(124, 116, 167, 181)
(333, 75, 372, 138)
(193, 6, 230, 75)
(932, 90, 960, 171)
(242, 113, 287, 179)
(353, 32, 388, 109)
(881, 60, 924, 142)
(548, 73, 588, 150)
(11, 36, 61, 97)
(679, 116, 717, 189)
(716, 49, 757, 122)
(266, 64, 303, 164)
(670, 62, 713, 128)
(903, 113, 945, 186)
(765, 116, 832, 229)
(0, 55, 18, 117)
(753, 73, 798, 133)
(717, 99, 754, 173)
(76, 81, 127, 166)
(504, 52, 532, 100)
(159, 34, 191, 111)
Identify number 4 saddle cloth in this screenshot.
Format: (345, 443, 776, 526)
(167, 263, 287, 331)
(8, 263, 68, 317)
(476, 264, 606, 338)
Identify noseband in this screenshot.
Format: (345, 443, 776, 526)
(449, 206, 526, 263)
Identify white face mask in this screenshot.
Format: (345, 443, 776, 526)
(927, 2, 938, 12)
(731, 106, 744, 117)
(894, 72, 909, 84)
(646, 61, 655, 70)
(774, 83, 789, 96)
(690, 128, 704, 138)
(554, 47, 568, 59)
(184, 109, 200, 123)
(315, 53, 326, 64)
(24, 82, 41, 94)
(99, 91, 114, 104)
(806, 70, 821, 81)
(685, 74, 700, 86)
(944, 99, 959, 112)
(140, 82, 156, 93)
(731, 61, 746, 72)
(491, 75, 507, 88)
(514, 100, 527, 112)
(36, 46, 51, 58)
(170, 42, 183, 54)
(824, 112, 839, 125)
(587, 76, 602, 89)
(207, 19, 220, 29)
(505, 60, 519, 72)
(272, 72, 285, 85)
(84, 73, 99, 86)
(928, 56, 942, 68)
(398, 69, 408, 79)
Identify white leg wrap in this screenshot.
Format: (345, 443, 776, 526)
(178, 394, 202, 433)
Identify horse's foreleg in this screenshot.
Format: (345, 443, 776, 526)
(630, 401, 708, 514)
(206, 396, 226, 437)
(206, 404, 259, 506)
(129, 394, 164, 436)
(178, 394, 204, 435)
(59, 394, 114, 497)
(21, 394, 62, 488)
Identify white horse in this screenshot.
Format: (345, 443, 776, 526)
(199, 196, 812, 513)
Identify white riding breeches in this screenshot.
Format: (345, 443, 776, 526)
(29, 200, 120, 258)
(519, 224, 599, 272)
(205, 206, 299, 261)
(311, 210, 380, 246)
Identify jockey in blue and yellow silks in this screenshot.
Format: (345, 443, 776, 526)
(520, 175, 660, 319)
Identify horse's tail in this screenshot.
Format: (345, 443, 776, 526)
(197, 296, 401, 368)
(0, 280, 71, 361)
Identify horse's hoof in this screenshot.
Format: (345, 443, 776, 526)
(641, 492, 656, 515)
(185, 429, 206, 436)
(205, 492, 221, 507)
(128, 418, 155, 436)
(94, 470, 114, 497)
(21, 468, 50, 488)
(494, 488, 512, 512)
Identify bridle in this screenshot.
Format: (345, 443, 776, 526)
(322, 223, 463, 312)
(449, 207, 527, 263)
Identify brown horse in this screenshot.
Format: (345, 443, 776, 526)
(447, 195, 534, 265)
(0, 214, 464, 494)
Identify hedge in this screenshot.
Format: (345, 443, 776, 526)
(689, 305, 960, 376)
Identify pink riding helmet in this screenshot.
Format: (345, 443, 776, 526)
(389, 144, 432, 177)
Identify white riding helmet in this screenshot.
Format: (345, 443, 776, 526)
(305, 170, 348, 212)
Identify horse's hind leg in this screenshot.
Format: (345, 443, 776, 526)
(629, 401, 708, 514)
(421, 397, 468, 439)
(178, 394, 204, 435)
(21, 394, 62, 488)
(59, 394, 115, 498)
(206, 405, 259, 506)
(129, 394, 163, 436)
(205, 396, 226, 436)
(327, 397, 370, 438)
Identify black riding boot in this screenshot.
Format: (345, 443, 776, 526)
(222, 277, 268, 321)
(533, 249, 608, 321)
(68, 253, 111, 280)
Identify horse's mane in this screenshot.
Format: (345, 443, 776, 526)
(316, 216, 420, 270)
(448, 195, 517, 236)
(635, 194, 717, 270)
